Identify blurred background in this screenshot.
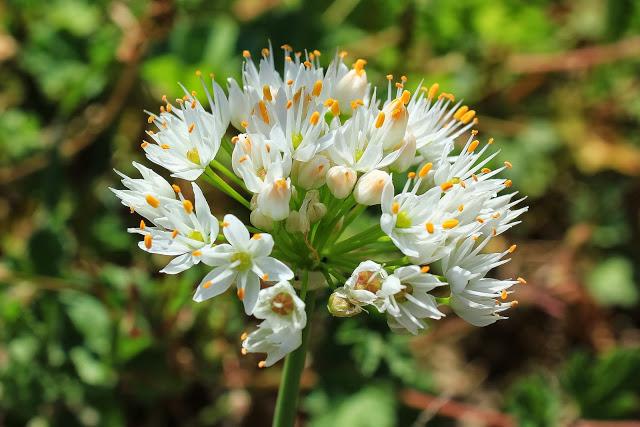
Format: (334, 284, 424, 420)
(1, 0, 640, 426)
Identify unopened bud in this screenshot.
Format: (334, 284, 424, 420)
(380, 99, 409, 150)
(250, 209, 274, 231)
(307, 202, 327, 223)
(327, 291, 362, 317)
(389, 132, 417, 173)
(293, 156, 330, 189)
(285, 210, 310, 233)
(353, 169, 390, 206)
(326, 165, 357, 199)
(333, 67, 368, 114)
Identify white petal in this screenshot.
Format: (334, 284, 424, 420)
(160, 253, 195, 274)
(255, 257, 294, 281)
(248, 233, 274, 258)
(222, 214, 250, 249)
(193, 267, 236, 302)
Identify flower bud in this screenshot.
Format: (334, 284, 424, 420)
(307, 202, 327, 223)
(389, 132, 417, 173)
(285, 210, 310, 234)
(293, 156, 330, 190)
(380, 95, 409, 151)
(334, 59, 368, 114)
(250, 209, 274, 231)
(327, 291, 362, 317)
(257, 178, 291, 221)
(353, 169, 390, 206)
(326, 165, 357, 199)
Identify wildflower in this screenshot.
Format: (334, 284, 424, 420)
(353, 169, 391, 206)
(194, 214, 294, 314)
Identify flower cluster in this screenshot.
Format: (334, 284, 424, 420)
(112, 44, 527, 367)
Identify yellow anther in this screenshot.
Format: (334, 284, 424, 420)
(453, 106, 469, 120)
(400, 75, 407, 82)
(263, 85, 273, 101)
(262, 274, 269, 281)
(339, 50, 348, 58)
(330, 101, 340, 116)
(440, 181, 453, 191)
(472, 174, 478, 182)
(171, 229, 178, 238)
(420, 265, 430, 273)
(439, 92, 455, 101)
(242, 50, 251, 58)
(504, 179, 513, 188)
(274, 179, 288, 190)
(517, 277, 527, 285)
(375, 112, 385, 128)
(140, 219, 146, 230)
(221, 221, 229, 228)
(188, 123, 195, 133)
(471, 129, 478, 136)
(425, 222, 435, 233)
(442, 219, 459, 229)
(190, 99, 197, 109)
(460, 110, 476, 124)
(241, 120, 248, 129)
(237, 288, 245, 300)
(145, 194, 160, 208)
(251, 233, 262, 240)
(395, 83, 404, 89)
(147, 115, 156, 124)
(400, 90, 411, 105)
(501, 290, 508, 300)
(488, 137, 495, 145)
(287, 79, 294, 86)
(428, 83, 439, 100)
(258, 101, 270, 124)
(313, 49, 321, 56)
(458, 204, 464, 212)
(351, 99, 364, 110)
(172, 184, 181, 193)
(508, 244, 517, 253)
(203, 280, 213, 289)
(281, 44, 292, 51)
(183, 200, 194, 214)
(353, 59, 367, 74)
(418, 162, 433, 178)
(240, 331, 248, 340)
(312, 80, 323, 97)
(261, 47, 270, 57)
(481, 167, 491, 174)
(386, 74, 393, 81)
(241, 348, 248, 355)
(324, 98, 335, 107)
(511, 300, 519, 308)
(239, 155, 248, 163)
(192, 250, 202, 257)
(309, 111, 320, 125)
(303, 60, 312, 68)
(258, 361, 266, 368)
(392, 202, 400, 214)
(476, 216, 485, 223)
(286, 100, 292, 109)
(309, 52, 315, 61)
(144, 234, 152, 249)
(231, 136, 239, 144)
(467, 139, 480, 153)
(407, 172, 416, 179)
(504, 161, 513, 169)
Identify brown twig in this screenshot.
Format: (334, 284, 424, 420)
(401, 389, 516, 427)
(507, 36, 640, 74)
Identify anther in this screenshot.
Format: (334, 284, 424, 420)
(481, 168, 491, 174)
(262, 274, 269, 281)
(511, 300, 519, 308)
(353, 59, 367, 74)
(420, 265, 430, 273)
(460, 110, 476, 124)
(144, 234, 152, 249)
(407, 172, 416, 179)
(508, 244, 517, 253)
(400, 90, 411, 105)
(192, 250, 202, 257)
(453, 106, 469, 120)
(440, 181, 453, 191)
(161, 144, 170, 150)
(504, 161, 513, 169)
(188, 123, 195, 133)
(258, 361, 266, 368)
(488, 138, 495, 145)
(241, 120, 248, 129)
(242, 50, 251, 58)
(183, 200, 194, 214)
(425, 222, 435, 233)
(145, 194, 160, 208)
(467, 140, 480, 153)
(517, 277, 527, 285)
(263, 85, 273, 102)
(428, 83, 439, 100)
(386, 74, 393, 81)
(375, 112, 385, 128)
(140, 220, 146, 230)
(147, 115, 156, 124)
(171, 230, 178, 238)
(258, 101, 270, 124)
(240, 331, 248, 340)
(261, 47, 270, 57)
(501, 290, 508, 300)
(392, 202, 400, 214)
(252, 233, 262, 240)
(418, 162, 433, 178)
(309, 111, 320, 125)
(312, 80, 323, 97)
(442, 219, 459, 229)
(504, 179, 513, 188)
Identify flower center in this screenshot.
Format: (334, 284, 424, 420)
(230, 252, 252, 271)
(354, 271, 381, 293)
(256, 167, 267, 179)
(394, 284, 414, 303)
(271, 292, 294, 315)
(186, 148, 201, 165)
(292, 133, 303, 149)
(188, 230, 205, 242)
(395, 211, 412, 228)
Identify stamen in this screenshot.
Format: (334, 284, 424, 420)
(161, 144, 170, 150)
(144, 234, 152, 249)
(188, 123, 195, 133)
(339, 50, 348, 58)
(258, 361, 266, 368)
(262, 274, 269, 281)
(241, 348, 248, 355)
(517, 277, 527, 285)
(239, 155, 249, 163)
(287, 79, 294, 86)
(353, 59, 367, 74)
(183, 200, 194, 214)
(242, 50, 251, 58)
(171, 230, 178, 238)
(375, 112, 385, 128)
(231, 136, 239, 144)
(192, 250, 202, 257)
(351, 99, 364, 110)
(407, 172, 416, 179)
(458, 204, 464, 212)
(386, 74, 393, 81)
(140, 220, 146, 230)
(428, 83, 439, 100)
(241, 120, 248, 129)
(147, 115, 156, 124)
(263, 85, 273, 101)
(511, 300, 519, 307)
(252, 233, 262, 240)
(400, 90, 411, 105)
(418, 162, 433, 178)
(145, 194, 160, 208)
(501, 290, 508, 300)
(440, 181, 453, 191)
(467, 139, 480, 153)
(488, 137, 495, 145)
(172, 184, 181, 193)
(309, 111, 320, 125)
(221, 221, 230, 228)
(391, 202, 400, 214)
(442, 219, 459, 229)
(425, 222, 435, 233)
(240, 331, 248, 340)
(504, 179, 513, 188)
(453, 106, 469, 120)
(140, 141, 149, 148)
(261, 47, 270, 57)
(258, 101, 270, 124)
(508, 244, 517, 253)
(286, 100, 293, 109)
(330, 100, 340, 116)
(460, 110, 476, 124)
(504, 161, 513, 169)
(312, 80, 323, 97)
(481, 167, 491, 174)
(420, 265, 430, 273)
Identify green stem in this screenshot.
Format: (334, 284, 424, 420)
(202, 168, 251, 209)
(210, 160, 247, 191)
(272, 276, 316, 427)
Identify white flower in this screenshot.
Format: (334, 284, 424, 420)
(232, 133, 292, 221)
(353, 169, 391, 206)
(143, 79, 229, 180)
(126, 183, 219, 274)
(384, 266, 446, 334)
(340, 261, 401, 313)
(252, 281, 306, 330)
(292, 155, 329, 189)
(194, 214, 294, 314)
(111, 162, 178, 223)
(441, 236, 518, 326)
(331, 58, 369, 114)
(241, 322, 301, 367)
(326, 165, 357, 199)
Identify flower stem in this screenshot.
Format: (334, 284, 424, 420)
(272, 274, 316, 427)
(202, 168, 251, 209)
